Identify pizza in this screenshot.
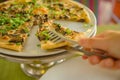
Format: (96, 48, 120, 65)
(0, 0, 91, 51)
(36, 21, 70, 49)
(46, 0, 90, 23)
(0, 0, 48, 51)
(36, 21, 85, 49)
(36, 0, 89, 50)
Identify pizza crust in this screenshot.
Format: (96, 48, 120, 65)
(40, 41, 70, 50)
(0, 41, 22, 51)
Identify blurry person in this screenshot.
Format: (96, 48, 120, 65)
(79, 30, 120, 69)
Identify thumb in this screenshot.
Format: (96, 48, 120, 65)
(79, 38, 108, 51)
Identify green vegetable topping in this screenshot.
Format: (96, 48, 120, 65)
(16, 42, 22, 46)
(37, 44, 41, 47)
(0, 12, 30, 35)
(0, 29, 7, 35)
(57, 24, 61, 28)
(32, 0, 37, 5)
(23, 28, 29, 33)
(83, 23, 93, 28)
(65, 28, 72, 34)
(35, 33, 39, 37)
(40, 30, 50, 40)
(0, 16, 9, 26)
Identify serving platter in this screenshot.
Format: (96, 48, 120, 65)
(0, 0, 96, 57)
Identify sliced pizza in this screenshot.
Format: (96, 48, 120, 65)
(0, 0, 49, 51)
(36, 21, 85, 50)
(0, 0, 90, 51)
(0, 2, 31, 51)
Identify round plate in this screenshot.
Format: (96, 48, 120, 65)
(0, 1, 96, 58)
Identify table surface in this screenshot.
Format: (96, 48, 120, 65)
(0, 25, 120, 80)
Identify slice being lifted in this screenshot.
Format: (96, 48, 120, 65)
(36, 21, 85, 50)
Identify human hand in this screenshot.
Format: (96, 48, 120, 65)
(79, 30, 120, 69)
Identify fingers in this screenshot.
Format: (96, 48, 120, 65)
(79, 38, 108, 51)
(99, 59, 120, 69)
(88, 55, 101, 65)
(82, 55, 120, 69)
(99, 58, 115, 68)
(82, 55, 101, 65)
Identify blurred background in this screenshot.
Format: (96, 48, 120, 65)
(0, 0, 120, 25)
(75, 0, 120, 25)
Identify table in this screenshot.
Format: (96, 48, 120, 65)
(0, 25, 120, 80)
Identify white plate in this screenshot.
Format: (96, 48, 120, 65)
(40, 57, 120, 80)
(0, 1, 96, 57)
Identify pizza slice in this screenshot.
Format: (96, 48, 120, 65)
(46, 0, 91, 23)
(36, 21, 85, 50)
(0, 0, 49, 51)
(0, 11, 33, 51)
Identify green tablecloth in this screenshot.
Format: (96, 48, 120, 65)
(0, 25, 120, 80)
